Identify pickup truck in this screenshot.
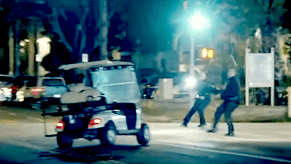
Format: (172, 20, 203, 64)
(20, 76, 68, 104)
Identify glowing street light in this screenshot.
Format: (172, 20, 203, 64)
(189, 10, 211, 31)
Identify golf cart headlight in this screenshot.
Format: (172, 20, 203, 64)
(185, 77, 196, 89)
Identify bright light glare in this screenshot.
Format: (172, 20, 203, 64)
(190, 11, 210, 30)
(185, 77, 196, 89)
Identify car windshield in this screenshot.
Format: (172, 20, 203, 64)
(91, 66, 140, 103)
(42, 79, 65, 86)
(26, 79, 37, 87)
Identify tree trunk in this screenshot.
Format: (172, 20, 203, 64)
(28, 22, 35, 76)
(9, 26, 14, 75)
(14, 19, 21, 76)
(100, 0, 108, 60)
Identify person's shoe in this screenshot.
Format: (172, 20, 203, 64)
(207, 128, 216, 133)
(225, 132, 235, 136)
(181, 123, 187, 127)
(198, 124, 206, 128)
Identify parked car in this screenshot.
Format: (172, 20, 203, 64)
(19, 76, 68, 104)
(0, 89, 6, 102)
(141, 84, 158, 99)
(43, 60, 150, 149)
(0, 74, 14, 101)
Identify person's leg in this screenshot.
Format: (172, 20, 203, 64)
(224, 102, 239, 136)
(182, 100, 201, 126)
(207, 101, 227, 132)
(197, 98, 211, 127)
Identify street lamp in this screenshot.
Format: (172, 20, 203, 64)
(190, 13, 210, 30)
(188, 10, 211, 32)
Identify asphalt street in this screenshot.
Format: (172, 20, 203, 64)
(0, 104, 291, 163)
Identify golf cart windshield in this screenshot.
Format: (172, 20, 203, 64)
(58, 61, 141, 104)
(90, 66, 140, 104)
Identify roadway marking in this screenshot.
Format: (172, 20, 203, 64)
(102, 160, 127, 164)
(26, 117, 43, 122)
(7, 112, 17, 116)
(158, 141, 291, 163)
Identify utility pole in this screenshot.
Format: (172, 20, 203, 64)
(184, 0, 195, 99)
(190, 36, 195, 80)
(183, 1, 195, 78)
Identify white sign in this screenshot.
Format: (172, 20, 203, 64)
(82, 53, 88, 62)
(247, 52, 274, 87)
(245, 48, 275, 106)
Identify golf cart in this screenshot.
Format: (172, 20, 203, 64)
(42, 60, 150, 149)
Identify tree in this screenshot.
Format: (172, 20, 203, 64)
(0, 0, 51, 75)
(281, 0, 291, 30)
(40, 0, 129, 72)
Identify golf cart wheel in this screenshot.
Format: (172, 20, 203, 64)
(100, 122, 116, 146)
(57, 134, 73, 149)
(136, 123, 150, 145)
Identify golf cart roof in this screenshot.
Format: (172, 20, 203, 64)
(58, 60, 134, 71)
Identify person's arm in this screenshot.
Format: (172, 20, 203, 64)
(221, 79, 240, 99)
(211, 84, 221, 95)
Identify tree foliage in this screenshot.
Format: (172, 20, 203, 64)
(41, 0, 129, 71)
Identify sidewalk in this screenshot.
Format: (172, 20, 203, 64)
(141, 98, 290, 123)
(0, 99, 290, 124)
(148, 122, 291, 143)
(0, 104, 61, 123)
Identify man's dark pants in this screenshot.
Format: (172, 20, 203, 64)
(212, 100, 239, 133)
(183, 98, 211, 126)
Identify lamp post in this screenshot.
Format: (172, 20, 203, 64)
(188, 10, 211, 98)
(189, 36, 195, 85)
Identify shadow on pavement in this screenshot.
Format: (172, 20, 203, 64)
(39, 145, 143, 163)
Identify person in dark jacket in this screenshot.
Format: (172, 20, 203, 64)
(182, 72, 219, 128)
(207, 68, 240, 136)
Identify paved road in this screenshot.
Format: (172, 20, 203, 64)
(0, 122, 291, 164)
(0, 104, 291, 163)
